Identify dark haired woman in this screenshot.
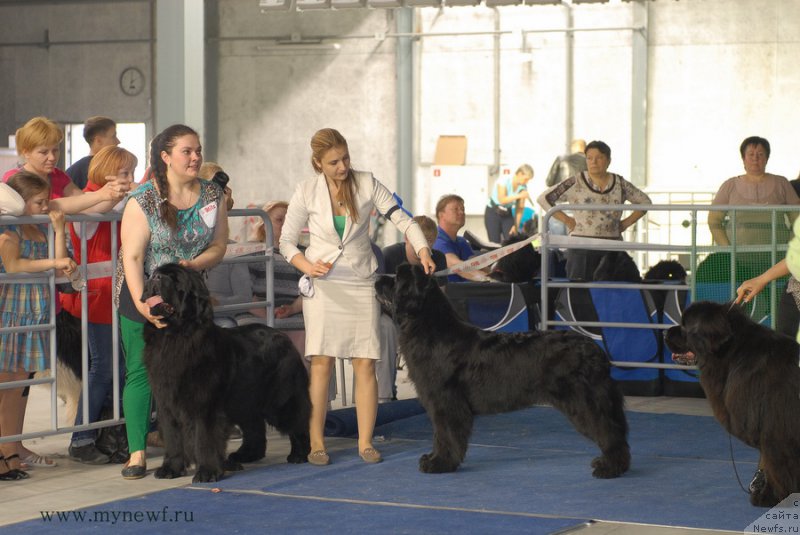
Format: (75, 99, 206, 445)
(280, 128, 435, 466)
(709, 136, 799, 247)
(537, 140, 651, 280)
(115, 125, 228, 479)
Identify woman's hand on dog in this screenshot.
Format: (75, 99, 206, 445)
(135, 301, 167, 329)
(178, 258, 201, 271)
(417, 247, 436, 275)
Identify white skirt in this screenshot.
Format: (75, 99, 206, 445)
(302, 259, 380, 360)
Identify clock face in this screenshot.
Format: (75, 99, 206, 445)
(120, 67, 145, 96)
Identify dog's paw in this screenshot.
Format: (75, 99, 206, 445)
(154, 465, 186, 479)
(590, 456, 627, 479)
(193, 467, 223, 483)
(419, 453, 458, 474)
(750, 484, 780, 508)
(223, 458, 244, 472)
(228, 450, 263, 464)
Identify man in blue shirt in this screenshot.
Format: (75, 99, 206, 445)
(433, 194, 489, 283)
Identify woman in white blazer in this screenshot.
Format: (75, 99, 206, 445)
(280, 128, 436, 466)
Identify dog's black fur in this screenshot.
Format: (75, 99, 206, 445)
(489, 233, 542, 283)
(643, 259, 689, 317)
(141, 263, 311, 483)
(592, 251, 641, 282)
(643, 259, 687, 283)
(665, 301, 800, 507)
(376, 264, 630, 477)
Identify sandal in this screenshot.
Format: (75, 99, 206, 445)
(359, 447, 382, 464)
(307, 450, 330, 466)
(0, 456, 28, 481)
(5, 454, 29, 479)
(21, 453, 57, 469)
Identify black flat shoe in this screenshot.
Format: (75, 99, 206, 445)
(121, 462, 147, 480)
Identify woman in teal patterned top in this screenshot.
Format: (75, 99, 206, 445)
(116, 125, 228, 479)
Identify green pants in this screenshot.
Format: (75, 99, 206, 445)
(119, 315, 152, 453)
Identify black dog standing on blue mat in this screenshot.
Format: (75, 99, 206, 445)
(666, 301, 800, 507)
(141, 263, 311, 483)
(375, 264, 630, 477)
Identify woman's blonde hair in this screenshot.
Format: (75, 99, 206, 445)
(310, 128, 359, 223)
(88, 146, 138, 187)
(15, 116, 63, 155)
(255, 200, 289, 242)
(198, 162, 223, 180)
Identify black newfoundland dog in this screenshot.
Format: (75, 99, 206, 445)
(375, 264, 630, 477)
(665, 301, 800, 507)
(141, 263, 311, 483)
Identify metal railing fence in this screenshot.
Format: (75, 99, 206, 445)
(0, 208, 274, 444)
(539, 203, 800, 372)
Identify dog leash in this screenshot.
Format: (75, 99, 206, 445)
(433, 234, 539, 278)
(728, 433, 752, 495)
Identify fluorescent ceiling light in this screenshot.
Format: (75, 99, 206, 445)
(332, 0, 366, 7)
(259, 0, 292, 10)
(296, 0, 331, 9)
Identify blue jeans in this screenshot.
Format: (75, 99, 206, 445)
(71, 322, 125, 447)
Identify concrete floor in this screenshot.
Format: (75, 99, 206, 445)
(1, 365, 742, 534)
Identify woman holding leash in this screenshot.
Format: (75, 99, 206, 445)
(116, 124, 228, 479)
(280, 128, 435, 465)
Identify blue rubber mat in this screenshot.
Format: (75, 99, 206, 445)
(12, 490, 587, 534)
(8, 407, 767, 533)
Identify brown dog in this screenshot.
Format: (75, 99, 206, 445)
(665, 301, 800, 507)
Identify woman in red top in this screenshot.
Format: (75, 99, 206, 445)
(2, 116, 128, 212)
(60, 147, 137, 465)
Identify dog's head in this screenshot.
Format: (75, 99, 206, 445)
(592, 252, 642, 282)
(665, 301, 735, 366)
(489, 233, 542, 283)
(140, 263, 214, 327)
(644, 260, 687, 282)
(375, 263, 440, 319)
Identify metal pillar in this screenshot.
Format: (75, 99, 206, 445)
(155, 0, 205, 138)
(630, 0, 648, 186)
(396, 8, 414, 223)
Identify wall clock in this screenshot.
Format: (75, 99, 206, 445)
(119, 67, 145, 97)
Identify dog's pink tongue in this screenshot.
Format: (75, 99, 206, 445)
(145, 295, 163, 309)
(671, 351, 695, 365)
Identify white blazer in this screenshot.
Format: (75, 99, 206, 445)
(280, 170, 429, 279)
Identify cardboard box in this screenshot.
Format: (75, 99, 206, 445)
(434, 135, 467, 165)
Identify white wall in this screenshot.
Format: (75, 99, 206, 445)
(0, 1, 152, 156)
(214, 5, 399, 211)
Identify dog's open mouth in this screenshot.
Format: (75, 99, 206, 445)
(671, 351, 696, 366)
(145, 295, 175, 317)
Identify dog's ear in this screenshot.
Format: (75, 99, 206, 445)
(683, 302, 732, 356)
(173, 267, 214, 323)
(410, 263, 439, 295)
